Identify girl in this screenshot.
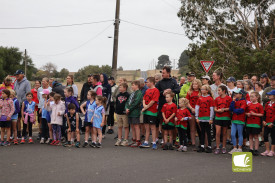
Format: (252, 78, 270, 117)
(186, 79, 202, 148)
(91, 95, 106, 148)
(226, 77, 237, 97)
(214, 86, 232, 154)
(261, 90, 275, 157)
(195, 85, 214, 153)
(246, 92, 264, 156)
(66, 75, 78, 99)
(40, 89, 50, 144)
(31, 80, 41, 138)
(237, 80, 250, 102)
(45, 92, 55, 144)
(21, 92, 36, 144)
(175, 98, 191, 152)
(244, 80, 254, 96)
(229, 89, 247, 154)
(46, 94, 65, 145)
(10, 90, 20, 145)
(0, 89, 15, 146)
(161, 92, 177, 150)
(80, 90, 97, 147)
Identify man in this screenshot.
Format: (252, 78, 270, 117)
(260, 73, 270, 89)
(262, 76, 275, 106)
(251, 75, 258, 90)
(179, 72, 195, 98)
(80, 74, 93, 104)
(243, 74, 249, 80)
(13, 70, 31, 138)
(210, 70, 226, 99)
(179, 77, 186, 88)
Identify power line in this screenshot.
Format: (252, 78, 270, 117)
(31, 23, 113, 57)
(0, 20, 113, 30)
(121, 19, 185, 36)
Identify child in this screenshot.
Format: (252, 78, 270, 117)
(114, 83, 130, 146)
(246, 91, 264, 156)
(195, 85, 214, 153)
(21, 92, 36, 144)
(125, 80, 143, 148)
(10, 90, 20, 145)
(175, 98, 191, 152)
(80, 90, 97, 147)
(64, 103, 81, 148)
(40, 89, 50, 144)
(162, 92, 177, 150)
(45, 92, 55, 144)
(141, 77, 159, 149)
(229, 89, 247, 154)
(0, 89, 15, 146)
(46, 94, 66, 145)
(214, 85, 232, 154)
(261, 90, 275, 157)
(91, 95, 106, 148)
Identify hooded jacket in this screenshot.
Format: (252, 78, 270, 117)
(14, 77, 31, 105)
(80, 82, 93, 104)
(101, 73, 112, 108)
(52, 82, 65, 99)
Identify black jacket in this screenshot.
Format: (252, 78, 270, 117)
(52, 82, 65, 99)
(80, 82, 93, 104)
(115, 92, 130, 115)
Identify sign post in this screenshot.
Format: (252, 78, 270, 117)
(200, 61, 215, 75)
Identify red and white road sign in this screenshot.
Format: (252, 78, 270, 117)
(200, 61, 214, 73)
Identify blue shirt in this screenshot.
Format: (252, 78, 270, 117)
(85, 100, 96, 122)
(23, 101, 35, 114)
(65, 96, 79, 113)
(93, 105, 105, 129)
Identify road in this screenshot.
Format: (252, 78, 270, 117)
(0, 131, 275, 183)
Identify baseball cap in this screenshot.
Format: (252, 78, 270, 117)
(260, 73, 268, 78)
(14, 70, 24, 75)
(271, 76, 275, 80)
(108, 76, 115, 81)
(186, 72, 195, 76)
(40, 89, 50, 95)
(201, 75, 210, 80)
(266, 90, 275, 95)
(234, 88, 246, 95)
(226, 77, 236, 83)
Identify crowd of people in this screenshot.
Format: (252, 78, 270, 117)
(0, 67, 274, 157)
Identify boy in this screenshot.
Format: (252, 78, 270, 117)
(115, 83, 130, 146)
(140, 77, 160, 149)
(125, 80, 143, 147)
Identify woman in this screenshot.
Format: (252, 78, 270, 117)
(0, 76, 14, 98)
(66, 75, 78, 99)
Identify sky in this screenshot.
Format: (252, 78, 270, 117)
(0, 0, 191, 72)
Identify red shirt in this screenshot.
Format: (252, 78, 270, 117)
(175, 108, 191, 129)
(31, 88, 39, 111)
(264, 101, 275, 124)
(246, 103, 264, 128)
(196, 95, 214, 120)
(232, 99, 247, 124)
(143, 87, 160, 116)
(161, 103, 177, 123)
(214, 95, 232, 120)
(186, 90, 199, 108)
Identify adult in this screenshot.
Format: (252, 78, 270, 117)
(52, 81, 65, 99)
(80, 74, 93, 104)
(49, 78, 54, 88)
(201, 75, 211, 85)
(255, 82, 264, 96)
(210, 70, 225, 99)
(179, 72, 195, 98)
(112, 77, 132, 100)
(244, 79, 254, 96)
(262, 76, 275, 106)
(260, 73, 270, 89)
(251, 75, 258, 89)
(91, 74, 102, 96)
(154, 73, 162, 84)
(13, 70, 31, 139)
(243, 74, 249, 80)
(0, 76, 14, 98)
(66, 75, 78, 99)
(107, 77, 118, 134)
(179, 76, 186, 87)
(226, 77, 237, 97)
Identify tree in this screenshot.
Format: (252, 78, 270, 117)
(41, 62, 58, 77)
(59, 68, 69, 79)
(117, 66, 123, 71)
(156, 55, 171, 69)
(74, 65, 112, 82)
(178, 50, 189, 68)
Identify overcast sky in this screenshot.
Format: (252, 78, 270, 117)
(0, 0, 191, 72)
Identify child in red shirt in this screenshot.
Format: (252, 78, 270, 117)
(175, 98, 191, 152)
(195, 85, 214, 153)
(162, 92, 177, 150)
(245, 92, 264, 156)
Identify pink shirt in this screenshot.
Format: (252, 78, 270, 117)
(0, 98, 15, 118)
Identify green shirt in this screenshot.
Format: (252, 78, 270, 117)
(179, 82, 191, 98)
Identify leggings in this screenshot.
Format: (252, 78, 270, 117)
(177, 127, 187, 146)
(52, 124, 61, 141)
(107, 104, 115, 127)
(264, 126, 275, 145)
(231, 123, 244, 147)
(22, 116, 33, 137)
(199, 122, 211, 146)
(41, 118, 49, 139)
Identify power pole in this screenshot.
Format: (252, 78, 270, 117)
(111, 0, 120, 79)
(24, 49, 27, 76)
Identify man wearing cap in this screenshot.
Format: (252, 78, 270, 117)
(226, 77, 237, 97)
(260, 73, 270, 89)
(179, 72, 195, 98)
(179, 77, 186, 88)
(80, 74, 93, 104)
(262, 76, 275, 106)
(211, 70, 226, 99)
(13, 70, 31, 138)
(201, 75, 211, 85)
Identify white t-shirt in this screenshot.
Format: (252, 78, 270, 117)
(227, 87, 238, 97)
(210, 83, 226, 99)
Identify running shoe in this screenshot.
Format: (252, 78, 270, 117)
(152, 143, 158, 150)
(140, 142, 150, 148)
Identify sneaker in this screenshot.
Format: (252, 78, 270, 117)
(90, 142, 96, 148)
(168, 143, 174, 150)
(182, 146, 187, 152)
(267, 151, 275, 157)
(237, 148, 243, 152)
(205, 147, 212, 153)
(45, 138, 50, 144)
(253, 150, 259, 156)
(75, 142, 80, 148)
(47, 139, 53, 145)
(160, 139, 164, 145)
(3, 141, 10, 146)
(50, 140, 56, 145)
(115, 139, 122, 146)
(177, 145, 183, 151)
(54, 140, 60, 146)
(20, 139, 25, 144)
(82, 142, 89, 148)
(214, 148, 220, 155)
(114, 135, 118, 139)
(63, 141, 72, 147)
(13, 140, 18, 145)
(106, 129, 112, 134)
(152, 143, 158, 150)
(249, 149, 254, 154)
(197, 146, 205, 153)
(261, 150, 269, 156)
(40, 138, 45, 144)
(163, 143, 168, 150)
(245, 141, 250, 147)
(130, 141, 141, 147)
(121, 140, 129, 146)
(96, 143, 102, 148)
(128, 139, 136, 146)
(140, 142, 150, 148)
(222, 148, 227, 154)
(61, 137, 66, 143)
(228, 148, 238, 154)
(28, 139, 34, 144)
(102, 135, 105, 139)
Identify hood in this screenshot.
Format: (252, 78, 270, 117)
(101, 73, 109, 86)
(17, 77, 27, 84)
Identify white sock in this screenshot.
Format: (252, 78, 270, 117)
(145, 141, 148, 144)
(29, 137, 32, 139)
(85, 141, 88, 143)
(201, 145, 204, 148)
(152, 142, 156, 144)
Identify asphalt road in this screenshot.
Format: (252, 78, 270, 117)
(1, 131, 275, 183)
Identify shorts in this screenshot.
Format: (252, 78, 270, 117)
(0, 121, 12, 128)
(140, 112, 144, 124)
(128, 117, 140, 125)
(116, 114, 128, 128)
(69, 123, 81, 132)
(246, 127, 261, 135)
(162, 123, 175, 130)
(156, 112, 163, 128)
(84, 122, 93, 128)
(215, 120, 231, 127)
(143, 114, 158, 125)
